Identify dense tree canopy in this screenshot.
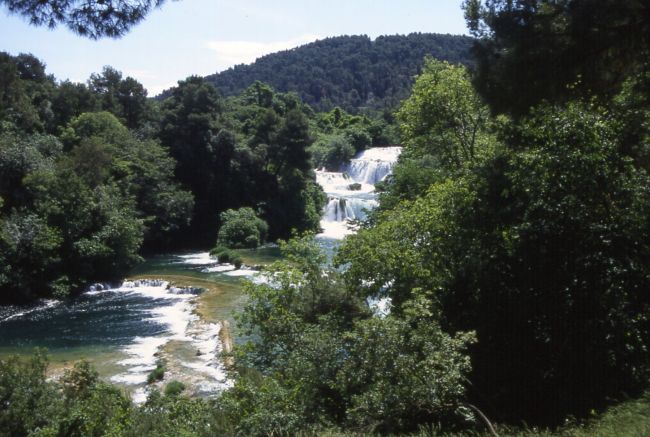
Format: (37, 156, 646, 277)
(0, 52, 327, 301)
(338, 21, 650, 426)
(343, 102, 650, 423)
(158, 77, 324, 244)
(463, 0, 650, 116)
(197, 33, 474, 112)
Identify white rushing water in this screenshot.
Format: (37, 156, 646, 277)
(99, 279, 231, 402)
(316, 147, 401, 240)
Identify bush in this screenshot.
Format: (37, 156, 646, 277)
(309, 134, 356, 170)
(209, 245, 229, 257)
(344, 126, 372, 152)
(164, 380, 186, 397)
(217, 208, 268, 249)
(210, 246, 243, 269)
(147, 361, 165, 384)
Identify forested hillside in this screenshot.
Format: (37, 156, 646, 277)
(201, 33, 474, 112)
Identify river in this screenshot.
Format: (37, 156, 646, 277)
(0, 146, 401, 401)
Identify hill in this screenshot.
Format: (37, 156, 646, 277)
(201, 33, 474, 112)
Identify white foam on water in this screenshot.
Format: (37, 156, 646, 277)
(318, 220, 356, 240)
(202, 264, 237, 273)
(104, 279, 233, 400)
(223, 268, 259, 277)
(84, 283, 115, 296)
(111, 372, 150, 386)
(150, 300, 196, 341)
(354, 146, 402, 162)
(0, 299, 60, 323)
(322, 197, 377, 222)
(132, 387, 149, 404)
(110, 281, 198, 388)
(112, 335, 168, 385)
(176, 252, 216, 265)
(315, 171, 375, 196)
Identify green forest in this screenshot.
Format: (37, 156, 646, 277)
(3, 0, 650, 436)
(198, 33, 474, 112)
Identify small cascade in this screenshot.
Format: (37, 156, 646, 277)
(323, 196, 377, 222)
(316, 146, 401, 240)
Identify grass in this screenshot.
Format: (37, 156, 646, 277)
(294, 393, 650, 436)
(496, 393, 650, 436)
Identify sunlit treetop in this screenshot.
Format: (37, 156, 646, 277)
(0, 0, 168, 39)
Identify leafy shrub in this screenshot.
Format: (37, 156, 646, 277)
(209, 245, 229, 257)
(217, 208, 268, 249)
(164, 380, 186, 397)
(220, 236, 474, 435)
(0, 351, 58, 436)
(344, 126, 372, 152)
(309, 134, 356, 170)
(147, 361, 165, 384)
(210, 246, 243, 269)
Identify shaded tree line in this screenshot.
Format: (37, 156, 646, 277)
(0, 53, 325, 302)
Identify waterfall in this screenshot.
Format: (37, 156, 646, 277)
(323, 197, 378, 222)
(316, 146, 401, 239)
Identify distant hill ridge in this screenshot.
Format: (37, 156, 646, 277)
(163, 33, 474, 112)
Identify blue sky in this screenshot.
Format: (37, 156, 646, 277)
(0, 0, 468, 95)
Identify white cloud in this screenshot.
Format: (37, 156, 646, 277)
(205, 34, 321, 71)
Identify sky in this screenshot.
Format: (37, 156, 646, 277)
(0, 0, 469, 96)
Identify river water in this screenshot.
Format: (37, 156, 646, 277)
(0, 147, 400, 401)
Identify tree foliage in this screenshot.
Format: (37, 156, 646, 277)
(0, 51, 330, 300)
(463, 0, 650, 116)
(217, 207, 268, 249)
(377, 59, 494, 212)
(0, 0, 167, 38)
(215, 236, 476, 435)
(343, 96, 650, 424)
(159, 78, 325, 244)
(196, 33, 474, 112)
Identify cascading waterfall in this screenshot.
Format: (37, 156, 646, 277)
(316, 147, 401, 239)
(323, 197, 379, 222)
